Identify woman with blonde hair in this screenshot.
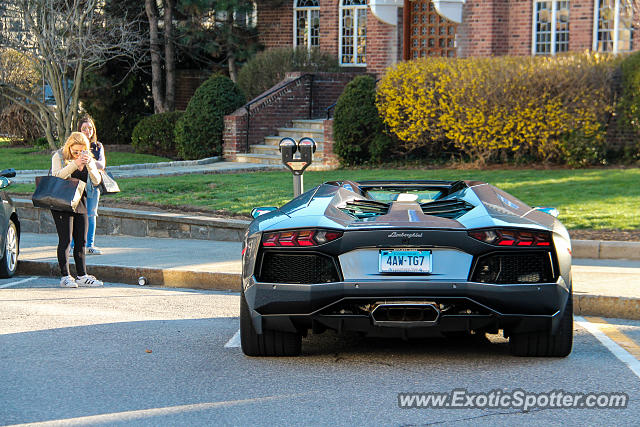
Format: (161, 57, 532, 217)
(51, 132, 104, 287)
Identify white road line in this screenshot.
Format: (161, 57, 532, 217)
(224, 330, 241, 348)
(576, 316, 640, 380)
(0, 276, 38, 289)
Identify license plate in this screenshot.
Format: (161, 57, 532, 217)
(378, 250, 432, 273)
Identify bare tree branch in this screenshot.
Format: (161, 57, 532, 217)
(0, 0, 146, 149)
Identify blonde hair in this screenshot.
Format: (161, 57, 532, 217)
(61, 132, 91, 161)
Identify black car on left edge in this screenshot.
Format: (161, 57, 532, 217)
(0, 168, 20, 278)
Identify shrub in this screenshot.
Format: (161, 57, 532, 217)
(377, 54, 620, 165)
(175, 75, 246, 160)
(619, 51, 640, 133)
(333, 75, 391, 166)
(132, 111, 184, 158)
(237, 47, 340, 100)
(0, 104, 43, 143)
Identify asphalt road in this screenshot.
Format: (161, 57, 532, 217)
(1, 276, 639, 426)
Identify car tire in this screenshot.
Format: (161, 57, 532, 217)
(0, 219, 18, 278)
(240, 293, 302, 357)
(509, 295, 573, 357)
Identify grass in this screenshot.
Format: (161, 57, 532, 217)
(7, 167, 640, 230)
(0, 146, 172, 170)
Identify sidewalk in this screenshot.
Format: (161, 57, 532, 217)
(11, 157, 283, 184)
(16, 232, 640, 320)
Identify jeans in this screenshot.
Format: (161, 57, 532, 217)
(86, 187, 100, 247)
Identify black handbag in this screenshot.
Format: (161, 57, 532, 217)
(98, 170, 120, 194)
(32, 175, 86, 212)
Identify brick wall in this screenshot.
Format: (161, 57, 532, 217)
(257, 1, 293, 48)
(310, 72, 359, 117)
(174, 70, 210, 111)
(570, 0, 596, 51)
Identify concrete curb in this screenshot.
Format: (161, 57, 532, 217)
(575, 294, 640, 320)
(17, 260, 240, 292)
(16, 260, 640, 320)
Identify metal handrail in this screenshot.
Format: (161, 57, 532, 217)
(326, 102, 337, 120)
(243, 73, 313, 153)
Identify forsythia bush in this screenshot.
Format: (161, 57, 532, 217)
(377, 54, 620, 165)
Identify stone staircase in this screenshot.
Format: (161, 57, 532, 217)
(234, 119, 325, 167)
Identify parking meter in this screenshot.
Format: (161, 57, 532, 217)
(278, 137, 297, 164)
(297, 137, 316, 165)
(279, 137, 315, 197)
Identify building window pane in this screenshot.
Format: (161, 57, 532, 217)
(340, 0, 367, 66)
(596, 0, 634, 53)
(534, 1, 570, 55)
(294, 0, 319, 49)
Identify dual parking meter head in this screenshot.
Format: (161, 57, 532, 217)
(279, 137, 315, 176)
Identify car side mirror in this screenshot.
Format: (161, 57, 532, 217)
(534, 206, 559, 218)
(0, 168, 16, 178)
(251, 207, 278, 218)
(0, 176, 10, 190)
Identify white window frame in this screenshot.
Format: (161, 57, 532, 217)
(593, 0, 634, 53)
(531, 1, 570, 55)
(293, 0, 320, 49)
(339, 0, 367, 67)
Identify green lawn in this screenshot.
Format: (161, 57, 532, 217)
(0, 146, 172, 170)
(8, 167, 640, 230)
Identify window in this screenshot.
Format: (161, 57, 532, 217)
(294, 0, 320, 49)
(533, 1, 570, 55)
(594, 0, 634, 53)
(340, 0, 367, 66)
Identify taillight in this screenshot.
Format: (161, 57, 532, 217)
(261, 229, 343, 247)
(468, 229, 551, 247)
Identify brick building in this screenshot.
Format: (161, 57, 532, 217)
(257, 0, 638, 76)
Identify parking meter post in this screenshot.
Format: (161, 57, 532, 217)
(293, 174, 303, 197)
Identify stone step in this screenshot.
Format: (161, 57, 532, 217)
(276, 127, 325, 139)
(291, 119, 325, 130)
(234, 153, 287, 165)
(250, 144, 280, 155)
(264, 135, 324, 146)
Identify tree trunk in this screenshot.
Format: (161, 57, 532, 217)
(228, 54, 238, 83)
(164, 0, 175, 111)
(145, 0, 166, 113)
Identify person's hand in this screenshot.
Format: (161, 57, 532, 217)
(74, 157, 84, 167)
(80, 151, 91, 164)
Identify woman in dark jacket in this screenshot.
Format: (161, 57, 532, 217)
(51, 132, 104, 287)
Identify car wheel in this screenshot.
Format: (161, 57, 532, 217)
(240, 293, 301, 357)
(0, 219, 18, 278)
(509, 295, 573, 357)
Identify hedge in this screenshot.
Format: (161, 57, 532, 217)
(175, 75, 245, 160)
(377, 53, 621, 166)
(333, 75, 392, 165)
(131, 111, 184, 158)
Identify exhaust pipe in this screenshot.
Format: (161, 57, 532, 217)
(370, 302, 440, 327)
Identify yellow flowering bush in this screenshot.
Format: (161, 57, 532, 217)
(377, 53, 620, 165)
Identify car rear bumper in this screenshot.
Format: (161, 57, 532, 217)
(243, 277, 571, 337)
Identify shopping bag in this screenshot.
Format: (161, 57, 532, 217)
(32, 176, 86, 212)
(98, 170, 120, 194)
